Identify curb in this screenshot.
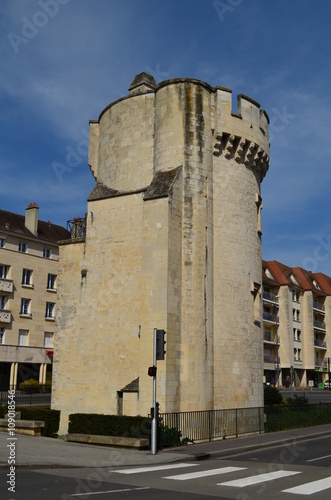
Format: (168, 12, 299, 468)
(188, 429, 331, 461)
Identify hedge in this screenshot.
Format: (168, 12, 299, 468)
(68, 413, 151, 439)
(0, 406, 59, 437)
(265, 403, 331, 432)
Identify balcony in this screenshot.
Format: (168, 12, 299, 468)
(262, 291, 279, 304)
(313, 301, 325, 313)
(263, 312, 279, 324)
(264, 354, 280, 364)
(0, 309, 11, 323)
(67, 216, 86, 241)
(263, 333, 280, 344)
(314, 338, 327, 349)
(315, 359, 328, 369)
(0, 279, 13, 293)
(314, 320, 326, 331)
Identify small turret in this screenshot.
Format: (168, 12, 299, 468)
(128, 72, 156, 95)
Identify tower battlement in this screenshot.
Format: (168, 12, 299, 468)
(89, 74, 269, 192)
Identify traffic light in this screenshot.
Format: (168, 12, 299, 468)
(148, 366, 157, 377)
(150, 402, 160, 419)
(156, 329, 166, 360)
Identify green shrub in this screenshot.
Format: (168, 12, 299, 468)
(19, 379, 51, 393)
(264, 385, 283, 406)
(159, 424, 182, 448)
(265, 403, 331, 432)
(287, 394, 309, 406)
(16, 407, 60, 437)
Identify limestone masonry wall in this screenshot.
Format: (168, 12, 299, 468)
(52, 74, 270, 433)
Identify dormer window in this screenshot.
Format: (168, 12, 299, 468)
(290, 274, 299, 286)
(312, 279, 320, 290)
(265, 268, 274, 280)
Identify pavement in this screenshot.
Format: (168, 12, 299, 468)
(1, 424, 331, 470)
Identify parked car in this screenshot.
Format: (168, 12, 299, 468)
(324, 380, 331, 389)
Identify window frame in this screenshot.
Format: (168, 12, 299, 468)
(22, 268, 33, 287)
(18, 329, 29, 346)
(47, 274, 57, 291)
(43, 247, 52, 259)
(0, 296, 7, 310)
(20, 298, 31, 316)
(44, 332, 54, 348)
(0, 265, 8, 279)
(45, 302, 55, 319)
(18, 242, 27, 253)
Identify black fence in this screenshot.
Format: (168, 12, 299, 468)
(160, 407, 264, 446)
(0, 390, 51, 407)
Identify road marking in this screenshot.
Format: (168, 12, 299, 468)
(165, 466, 247, 481)
(218, 470, 301, 487)
(71, 487, 150, 497)
(283, 477, 331, 495)
(307, 454, 331, 462)
(114, 463, 198, 474)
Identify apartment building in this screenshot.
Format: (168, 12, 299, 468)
(262, 260, 331, 388)
(0, 204, 70, 389)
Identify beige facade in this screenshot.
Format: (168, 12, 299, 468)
(52, 73, 270, 434)
(262, 260, 331, 388)
(0, 205, 69, 389)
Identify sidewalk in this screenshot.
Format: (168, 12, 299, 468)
(1, 424, 331, 469)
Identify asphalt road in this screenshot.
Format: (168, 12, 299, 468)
(2, 435, 331, 499)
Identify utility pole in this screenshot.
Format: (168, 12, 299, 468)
(275, 297, 280, 389)
(148, 328, 166, 455)
(151, 328, 157, 455)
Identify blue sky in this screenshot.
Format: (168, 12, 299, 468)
(1, 0, 331, 274)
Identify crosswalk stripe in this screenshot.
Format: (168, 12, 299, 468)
(282, 476, 331, 495)
(114, 463, 198, 474)
(218, 470, 301, 487)
(164, 466, 247, 481)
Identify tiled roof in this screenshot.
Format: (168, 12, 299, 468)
(0, 208, 70, 243)
(263, 259, 331, 295)
(315, 272, 331, 294)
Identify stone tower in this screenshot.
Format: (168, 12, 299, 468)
(52, 73, 269, 433)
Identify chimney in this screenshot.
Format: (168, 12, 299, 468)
(25, 203, 39, 235)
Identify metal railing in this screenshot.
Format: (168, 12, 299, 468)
(262, 291, 278, 303)
(313, 301, 325, 312)
(0, 390, 51, 407)
(160, 407, 264, 445)
(264, 354, 280, 364)
(67, 216, 86, 240)
(315, 359, 328, 368)
(314, 320, 326, 330)
(264, 333, 280, 344)
(314, 339, 327, 348)
(263, 312, 278, 323)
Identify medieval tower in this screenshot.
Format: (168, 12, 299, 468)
(52, 73, 270, 433)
